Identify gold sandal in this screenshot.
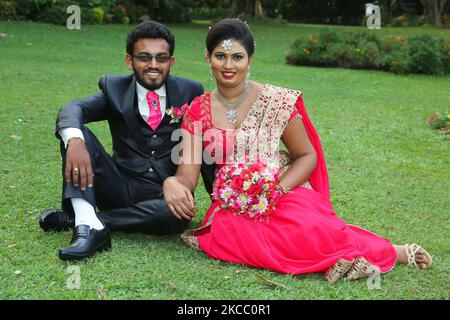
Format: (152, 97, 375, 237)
(324, 258, 354, 283)
(345, 256, 380, 281)
(405, 243, 432, 269)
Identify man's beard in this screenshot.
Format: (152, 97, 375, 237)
(133, 67, 169, 91)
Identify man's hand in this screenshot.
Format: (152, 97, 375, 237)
(65, 138, 93, 191)
(163, 177, 195, 220)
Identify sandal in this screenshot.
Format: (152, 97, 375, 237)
(345, 256, 380, 281)
(324, 258, 354, 283)
(405, 243, 432, 269)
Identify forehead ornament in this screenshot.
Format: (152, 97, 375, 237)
(222, 39, 233, 52)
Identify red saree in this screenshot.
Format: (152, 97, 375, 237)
(181, 84, 396, 280)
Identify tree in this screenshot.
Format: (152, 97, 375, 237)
(420, 0, 448, 25)
(230, 0, 265, 17)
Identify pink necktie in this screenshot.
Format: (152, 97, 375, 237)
(146, 91, 162, 131)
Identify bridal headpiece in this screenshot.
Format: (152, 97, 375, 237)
(222, 39, 233, 52)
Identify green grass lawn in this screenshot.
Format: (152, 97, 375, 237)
(0, 20, 449, 300)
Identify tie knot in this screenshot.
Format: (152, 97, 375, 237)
(146, 90, 159, 100)
(146, 91, 159, 109)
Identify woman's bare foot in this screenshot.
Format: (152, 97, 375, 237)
(393, 244, 430, 269)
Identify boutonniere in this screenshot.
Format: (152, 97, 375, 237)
(166, 103, 188, 124)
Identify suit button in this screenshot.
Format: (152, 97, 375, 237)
(148, 168, 154, 173)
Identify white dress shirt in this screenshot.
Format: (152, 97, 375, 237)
(59, 82, 167, 148)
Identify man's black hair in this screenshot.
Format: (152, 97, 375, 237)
(126, 20, 175, 56)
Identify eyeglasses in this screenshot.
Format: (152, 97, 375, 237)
(131, 53, 171, 64)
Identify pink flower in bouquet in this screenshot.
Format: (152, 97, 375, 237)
(231, 176, 244, 191)
(257, 179, 266, 187)
(219, 186, 233, 201)
(249, 163, 262, 173)
(241, 169, 252, 180)
(270, 189, 283, 203)
(247, 184, 262, 197)
(231, 200, 242, 212)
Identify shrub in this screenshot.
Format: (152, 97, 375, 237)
(286, 29, 450, 75)
(378, 48, 412, 74)
(353, 40, 382, 69)
(233, 13, 288, 27)
(81, 7, 96, 25)
(37, 3, 68, 25)
(440, 38, 450, 74)
(103, 13, 112, 24)
(287, 30, 382, 70)
(389, 14, 424, 27)
(111, 4, 126, 24)
(0, 0, 17, 20)
(390, 15, 407, 27)
(15, 0, 32, 19)
(427, 111, 450, 134)
(137, 14, 150, 23)
(408, 35, 445, 75)
(192, 6, 229, 20)
(158, 0, 192, 23)
(128, 4, 148, 23)
(92, 6, 104, 24)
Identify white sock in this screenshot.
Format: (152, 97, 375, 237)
(71, 198, 104, 230)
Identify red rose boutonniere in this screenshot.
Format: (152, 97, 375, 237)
(166, 103, 188, 124)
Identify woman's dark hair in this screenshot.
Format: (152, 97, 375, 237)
(126, 20, 175, 56)
(206, 18, 255, 56)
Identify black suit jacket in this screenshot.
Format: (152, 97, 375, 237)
(55, 74, 217, 193)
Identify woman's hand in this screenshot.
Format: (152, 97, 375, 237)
(163, 177, 195, 220)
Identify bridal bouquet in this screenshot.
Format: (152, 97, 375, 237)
(211, 158, 286, 221)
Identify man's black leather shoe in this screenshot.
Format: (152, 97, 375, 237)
(39, 209, 75, 232)
(59, 225, 111, 261)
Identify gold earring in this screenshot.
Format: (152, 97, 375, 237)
(245, 65, 250, 84)
(209, 65, 214, 81)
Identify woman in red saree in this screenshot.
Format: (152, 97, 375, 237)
(162, 18, 432, 282)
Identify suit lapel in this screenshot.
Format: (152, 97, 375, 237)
(122, 76, 140, 131)
(166, 75, 182, 108)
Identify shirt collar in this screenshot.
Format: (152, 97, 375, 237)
(136, 81, 167, 102)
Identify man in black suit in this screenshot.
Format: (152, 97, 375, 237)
(39, 21, 215, 261)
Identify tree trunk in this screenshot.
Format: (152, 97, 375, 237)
(254, 0, 264, 17)
(230, 0, 266, 18)
(420, 0, 448, 26)
(230, 0, 240, 17)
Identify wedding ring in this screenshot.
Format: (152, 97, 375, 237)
(73, 168, 79, 171)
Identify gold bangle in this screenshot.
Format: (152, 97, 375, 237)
(277, 184, 291, 194)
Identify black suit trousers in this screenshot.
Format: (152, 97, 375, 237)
(60, 127, 189, 235)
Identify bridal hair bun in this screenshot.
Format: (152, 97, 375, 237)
(205, 18, 255, 56)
